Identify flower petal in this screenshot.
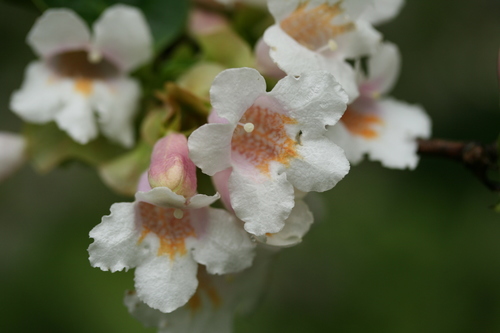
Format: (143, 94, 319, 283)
(54, 90, 98, 144)
(93, 78, 140, 147)
(210, 68, 266, 124)
(27, 9, 90, 58)
(229, 166, 294, 236)
(188, 123, 234, 176)
(135, 187, 186, 209)
(287, 133, 350, 192)
(366, 42, 400, 95)
(269, 71, 348, 134)
(188, 193, 221, 210)
(335, 20, 382, 59)
(92, 4, 153, 72)
(191, 208, 255, 274)
(135, 254, 198, 313)
(260, 200, 313, 247)
(10, 62, 63, 123)
(88, 202, 146, 272)
(360, 0, 405, 25)
(0, 132, 26, 182)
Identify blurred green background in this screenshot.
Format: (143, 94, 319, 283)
(1, 1, 500, 332)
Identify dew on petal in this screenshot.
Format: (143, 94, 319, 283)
(137, 202, 196, 259)
(280, 1, 354, 51)
(341, 107, 383, 139)
(231, 104, 299, 175)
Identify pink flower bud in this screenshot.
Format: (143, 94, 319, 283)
(148, 134, 197, 198)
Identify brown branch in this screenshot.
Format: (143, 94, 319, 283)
(417, 139, 500, 191)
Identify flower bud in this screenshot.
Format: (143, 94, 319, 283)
(148, 134, 197, 198)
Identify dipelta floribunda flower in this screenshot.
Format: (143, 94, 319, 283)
(88, 134, 255, 313)
(10, 5, 152, 147)
(188, 68, 350, 236)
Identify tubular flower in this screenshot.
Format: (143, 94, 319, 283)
(188, 68, 350, 236)
(264, 0, 382, 101)
(0, 132, 27, 182)
(327, 42, 431, 169)
(10, 5, 153, 147)
(88, 135, 255, 313)
(124, 249, 275, 333)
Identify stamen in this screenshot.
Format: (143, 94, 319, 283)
(173, 208, 184, 219)
(316, 39, 338, 53)
(238, 122, 255, 133)
(88, 49, 103, 63)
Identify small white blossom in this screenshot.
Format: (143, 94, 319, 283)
(0, 132, 27, 182)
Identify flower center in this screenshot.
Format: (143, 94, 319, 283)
(231, 101, 299, 175)
(47, 50, 120, 80)
(136, 202, 196, 259)
(280, 1, 354, 51)
(341, 106, 383, 139)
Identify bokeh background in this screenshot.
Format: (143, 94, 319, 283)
(1, 0, 500, 332)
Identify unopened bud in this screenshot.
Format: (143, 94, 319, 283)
(148, 134, 197, 198)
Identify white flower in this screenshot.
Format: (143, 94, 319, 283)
(124, 248, 276, 333)
(188, 68, 350, 236)
(327, 42, 431, 169)
(0, 132, 27, 182)
(10, 5, 153, 147)
(88, 184, 255, 313)
(264, 0, 382, 101)
(360, 0, 405, 26)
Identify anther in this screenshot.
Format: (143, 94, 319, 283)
(88, 49, 102, 63)
(238, 122, 255, 133)
(173, 208, 184, 219)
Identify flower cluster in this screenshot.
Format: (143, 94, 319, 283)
(2, 0, 432, 332)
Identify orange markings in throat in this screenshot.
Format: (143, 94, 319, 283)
(137, 202, 195, 259)
(341, 107, 383, 139)
(231, 105, 299, 175)
(74, 79, 93, 96)
(280, 1, 355, 51)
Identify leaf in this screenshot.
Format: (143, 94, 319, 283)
(24, 122, 125, 173)
(98, 141, 152, 196)
(41, 0, 189, 51)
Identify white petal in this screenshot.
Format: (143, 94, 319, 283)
(188, 193, 221, 210)
(191, 208, 255, 274)
(261, 200, 313, 247)
(267, 0, 301, 22)
(135, 187, 187, 209)
(27, 9, 90, 58)
(0, 132, 26, 182)
(229, 166, 294, 236)
(93, 78, 140, 147)
(88, 202, 146, 272)
(210, 68, 266, 124)
(326, 122, 365, 164)
(135, 254, 198, 313)
(269, 71, 348, 134)
(54, 90, 98, 144)
(188, 123, 234, 176)
(335, 20, 382, 59)
(366, 42, 400, 95)
(124, 291, 168, 328)
(287, 133, 350, 192)
(360, 0, 405, 25)
(324, 59, 360, 102)
(10, 62, 63, 123)
(92, 4, 153, 72)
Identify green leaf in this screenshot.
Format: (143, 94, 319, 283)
(41, 0, 189, 51)
(24, 122, 125, 173)
(98, 141, 152, 196)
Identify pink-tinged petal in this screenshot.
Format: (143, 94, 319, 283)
(191, 208, 255, 274)
(360, 0, 405, 25)
(364, 42, 400, 95)
(137, 171, 152, 192)
(287, 133, 350, 192)
(188, 123, 234, 176)
(0, 132, 26, 182)
(10, 62, 64, 123)
(93, 78, 140, 148)
(189, 8, 227, 35)
(88, 202, 147, 272)
(325, 59, 360, 102)
(229, 166, 294, 236)
(93, 4, 153, 72)
(136, 187, 186, 209)
(212, 168, 233, 212)
(260, 200, 313, 247)
(27, 9, 90, 58)
(210, 68, 266, 124)
(188, 193, 221, 210)
(208, 108, 230, 124)
(269, 71, 348, 134)
(335, 20, 382, 59)
(255, 38, 286, 80)
(148, 134, 197, 198)
(135, 254, 198, 313)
